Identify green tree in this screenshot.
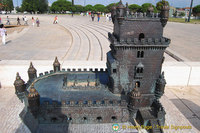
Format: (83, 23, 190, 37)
(156, 0, 169, 12)
(0, 0, 14, 12)
(21, 0, 48, 13)
(38, 0, 48, 13)
(106, 3, 115, 13)
(16, 6, 22, 12)
(192, 5, 200, 16)
(74, 5, 84, 12)
(50, 0, 71, 13)
(84, 4, 94, 12)
(93, 4, 106, 12)
(141, 3, 158, 13)
(128, 4, 141, 13)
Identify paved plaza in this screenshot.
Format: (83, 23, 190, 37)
(0, 15, 199, 133)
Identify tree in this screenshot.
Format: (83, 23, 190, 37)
(192, 5, 200, 16)
(74, 5, 84, 12)
(93, 4, 106, 12)
(106, 3, 115, 13)
(84, 4, 94, 12)
(141, 3, 158, 13)
(156, 1, 169, 12)
(0, 0, 14, 12)
(50, 0, 71, 13)
(128, 4, 141, 13)
(16, 6, 22, 12)
(38, 0, 48, 13)
(21, 0, 48, 13)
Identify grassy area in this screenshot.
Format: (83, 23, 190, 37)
(169, 17, 200, 24)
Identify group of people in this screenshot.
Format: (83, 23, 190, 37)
(0, 16, 41, 45)
(91, 12, 111, 22)
(17, 16, 40, 27)
(91, 12, 101, 22)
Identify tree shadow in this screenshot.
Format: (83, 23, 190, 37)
(171, 99, 200, 130)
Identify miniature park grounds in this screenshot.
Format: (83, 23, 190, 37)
(0, 13, 199, 133)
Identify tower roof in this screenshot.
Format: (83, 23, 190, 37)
(117, 0, 125, 9)
(53, 56, 60, 66)
(28, 62, 37, 73)
(14, 72, 25, 86)
(28, 83, 40, 98)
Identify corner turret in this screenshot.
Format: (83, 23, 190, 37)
(147, 4, 154, 17)
(155, 72, 166, 100)
(125, 2, 130, 17)
(14, 72, 26, 94)
(111, 4, 116, 23)
(160, 0, 170, 27)
(116, 0, 125, 24)
(28, 62, 37, 82)
(28, 83, 40, 117)
(128, 83, 141, 108)
(53, 56, 60, 72)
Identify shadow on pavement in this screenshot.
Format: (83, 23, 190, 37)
(171, 99, 200, 131)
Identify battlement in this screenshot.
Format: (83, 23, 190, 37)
(41, 99, 127, 107)
(126, 12, 160, 20)
(38, 68, 108, 78)
(109, 32, 170, 47)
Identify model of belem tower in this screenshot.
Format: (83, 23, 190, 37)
(14, 1, 170, 133)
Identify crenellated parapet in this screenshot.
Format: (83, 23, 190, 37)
(109, 33, 170, 47)
(41, 99, 127, 107)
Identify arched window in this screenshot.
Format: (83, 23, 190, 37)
(83, 117, 87, 121)
(139, 33, 145, 40)
(141, 51, 144, 58)
(136, 81, 140, 87)
(111, 116, 117, 121)
(136, 68, 143, 73)
(137, 51, 144, 58)
(97, 116, 102, 122)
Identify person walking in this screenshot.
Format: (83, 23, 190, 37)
(97, 13, 100, 22)
(32, 17, 35, 26)
(24, 16, 28, 25)
(0, 16, 1, 24)
(0, 24, 7, 45)
(17, 17, 21, 25)
(36, 18, 40, 27)
(53, 16, 58, 24)
(6, 16, 10, 25)
(91, 12, 95, 21)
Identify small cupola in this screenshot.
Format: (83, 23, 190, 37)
(53, 56, 60, 72)
(28, 62, 37, 81)
(160, 0, 170, 27)
(116, 0, 125, 24)
(28, 83, 40, 98)
(14, 72, 26, 93)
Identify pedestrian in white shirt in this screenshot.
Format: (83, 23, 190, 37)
(24, 16, 28, 25)
(0, 24, 7, 45)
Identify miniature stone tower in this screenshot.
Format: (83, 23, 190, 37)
(108, 0, 170, 129)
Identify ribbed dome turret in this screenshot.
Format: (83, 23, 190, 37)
(160, 0, 170, 27)
(53, 56, 60, 72)
(14, 72, 26, 93)
(28, 62, 36, 74)
(116, 0, 125, 24)
(130, 83, 141, 98)
(28, 62, 37, 81)
(28, 83, 40, 98)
